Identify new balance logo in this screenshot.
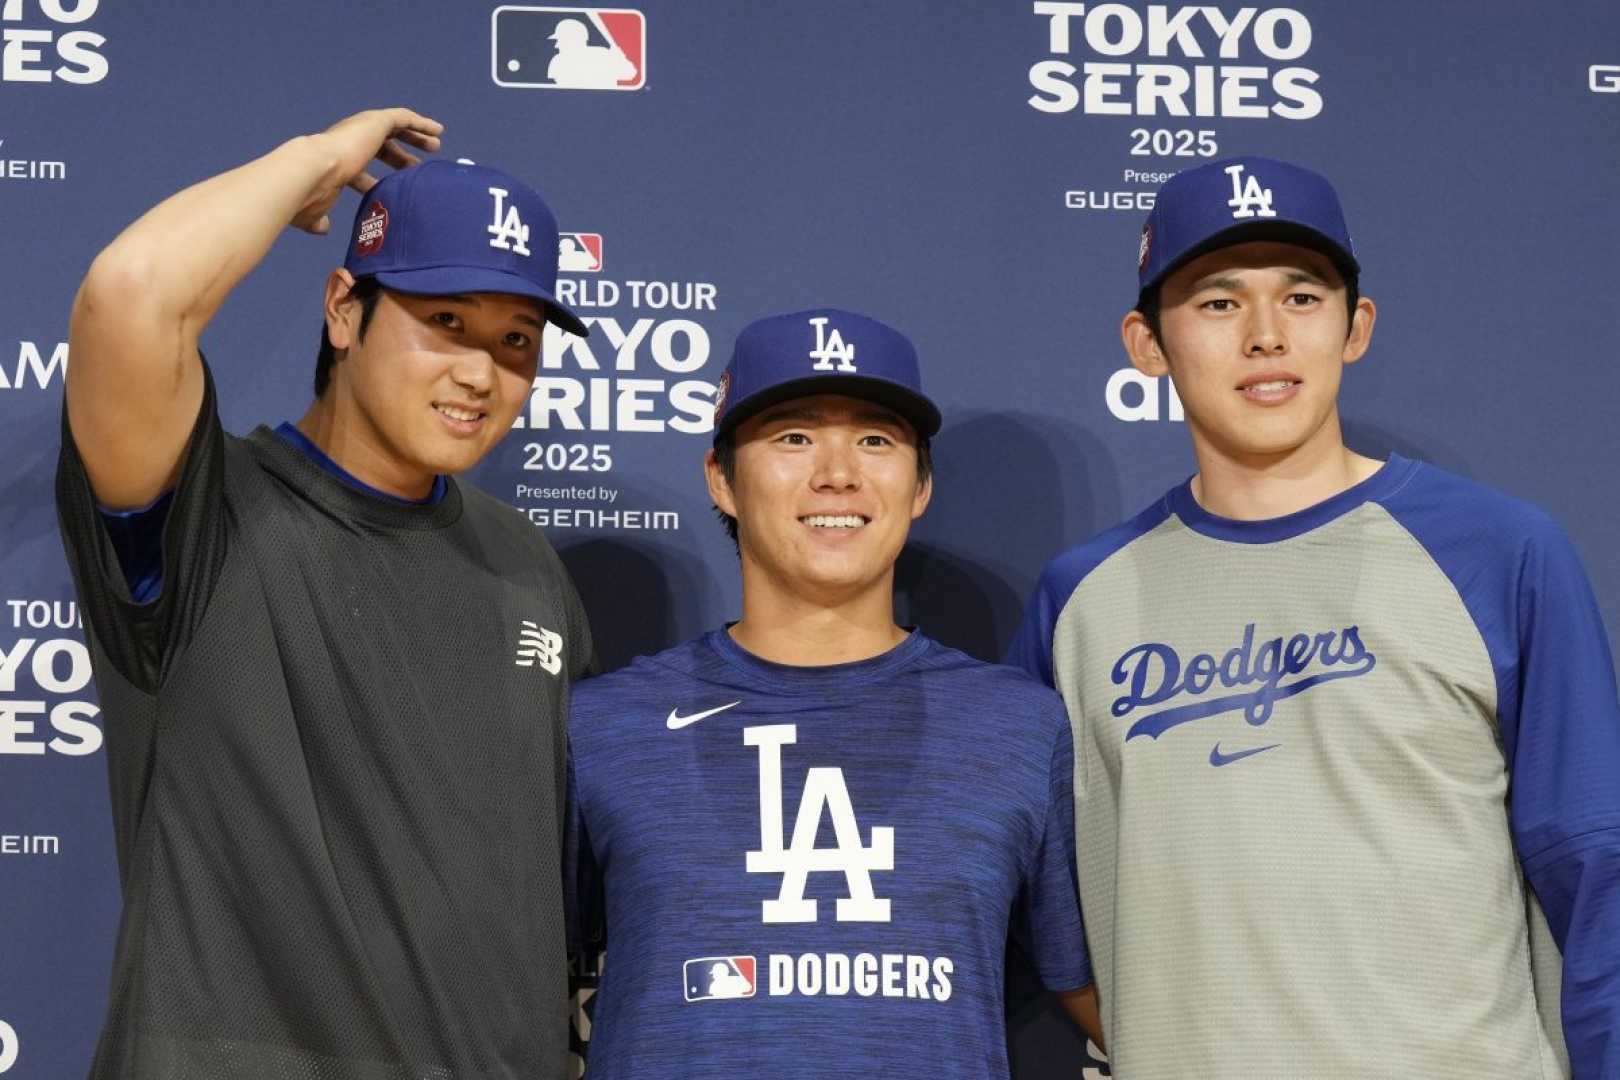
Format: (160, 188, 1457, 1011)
(1225, 163, 1277, 220)
(488, 187, 532, 255)
(744, 724, 892, 924)
(808, 316, 857, 373)
(516, 621, 563, 674)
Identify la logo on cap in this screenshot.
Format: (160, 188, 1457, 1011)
(487, 186, 532, 256)
(808, 316, 857, 373)
(1225, 163, 1277, 220)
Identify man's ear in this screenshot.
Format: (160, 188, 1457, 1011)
(704, 448, 738, 519)
(323, 268, 361, 352)
(1121, 309, 1169, 377)
(910, 468, 933, 521)
(1342, 295, 1377, 366)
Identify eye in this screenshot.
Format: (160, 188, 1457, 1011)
(858, 433, 894, 447)
(777, 431, 811, 446)
(431, 311, 463, 330)
(1284, 292, 1321, 307)
(1201, 298, 1236, 312)
(503, 331, 533, 349)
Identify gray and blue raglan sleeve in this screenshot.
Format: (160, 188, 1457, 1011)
(1386, 473, 1620, 1079)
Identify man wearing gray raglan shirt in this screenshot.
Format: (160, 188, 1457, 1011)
(1009, 157, 1620, 1078)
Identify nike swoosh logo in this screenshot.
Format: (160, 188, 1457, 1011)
(666, 701, 742, 730)
(1208, 742, 1280, 767)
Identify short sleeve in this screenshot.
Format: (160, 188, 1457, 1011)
(1012, 708, 1091, 991)
(55, 357, 230, 693)
(563, 742, 605, 965)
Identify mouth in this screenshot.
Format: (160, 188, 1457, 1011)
(433, 402, 489, 433)
(1236, 375, 1302, 404)
(799, 513, 870, 530)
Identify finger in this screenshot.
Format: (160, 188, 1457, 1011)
(314, 215, 331, 236)
(387, 107, 444, 137)
(394, 127, 442, 153)
(376, 140, 421, 171)
(349, 170, 380, 195)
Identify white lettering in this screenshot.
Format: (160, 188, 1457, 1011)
(1252, 7, 1310, 60)
(1083, 3, 1142, 56)
(1033, 1, 1087, 53)
(0, 1017, 16, 1074)
(2, 28, 52, 82)
(0, 701, 46, 754)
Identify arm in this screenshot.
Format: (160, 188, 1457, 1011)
(1503, 527, 1620, 1079)
(64, 108, 442, 509)
(1055, 984, 1105, 1054)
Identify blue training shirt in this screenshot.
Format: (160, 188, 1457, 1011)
(1008, 454, 1620, 1079)
(567, 629, 1090, 1078)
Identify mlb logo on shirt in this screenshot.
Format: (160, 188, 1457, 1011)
(683, 956, 756, 1002)
(559, 231, 604, 273)
(491, 7, 647, 91)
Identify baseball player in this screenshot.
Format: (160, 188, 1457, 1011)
(57, 109, 593, 1078)
(1009, 156, 1620, 1077)
(565, 309, 1101, 1077)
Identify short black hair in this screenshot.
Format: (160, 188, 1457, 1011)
(314, 276, 386, 398)
(1136, 264, 1360, 347)
(709, 429, 933, 554)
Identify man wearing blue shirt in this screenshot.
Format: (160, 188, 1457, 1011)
(566, 309, 1100, 1077)
(1009, 156, 1620, 1078)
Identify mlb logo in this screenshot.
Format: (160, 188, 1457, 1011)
(559, 231, 604, 273)
(683, 956, 756, 1002)
(491, 6, 646, 91)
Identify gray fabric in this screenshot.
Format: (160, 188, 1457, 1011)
(1052, 503, 1566, 1079)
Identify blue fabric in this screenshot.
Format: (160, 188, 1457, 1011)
(1005, 496, 1172, 688)
(97, 490, 174, 604)
(1383, 466, 1620, 1079)
(566, 630, 1088, 1079)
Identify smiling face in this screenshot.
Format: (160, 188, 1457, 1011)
(706, 393, 932, 608)
(320, 273, 544, 496)
(1122, 240, 1376, 468)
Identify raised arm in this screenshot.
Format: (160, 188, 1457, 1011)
(64, 108, 442, 508)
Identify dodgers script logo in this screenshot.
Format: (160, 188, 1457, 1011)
(1112, 623, 1376, 753)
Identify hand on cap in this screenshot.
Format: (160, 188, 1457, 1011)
(293, 108, 445, 236)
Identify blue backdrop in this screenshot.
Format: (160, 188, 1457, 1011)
(4, 1, 1618, 1075)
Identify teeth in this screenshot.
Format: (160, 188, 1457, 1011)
(1246, 380, 1296, 392)
(802, 514, 865, 529)
(436, 404, 482, 422)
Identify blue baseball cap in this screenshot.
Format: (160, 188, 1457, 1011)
(712, 309, 941, 442)
(343, 158, 589, 337)
(1137, 156, 1359, 297)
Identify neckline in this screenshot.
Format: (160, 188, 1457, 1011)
(705, 626, 932, 693)
(1167, 454, 1418, 544)
(273, 422, 447, 506)
(247, 426, 463, 530)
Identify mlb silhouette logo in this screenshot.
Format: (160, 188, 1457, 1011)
(559, 231, 604, 273)
(683, 956, 756, 1002)
(491, 6, 646, 91)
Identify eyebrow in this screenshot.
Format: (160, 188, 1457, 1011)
(754, 405, 909, 429)
(1195, 268, 1332, 291)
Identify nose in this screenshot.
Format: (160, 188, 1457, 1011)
(449, 349, 496, 396)
(1243, 304, 1287, 357)
(810, 438, 860, 493)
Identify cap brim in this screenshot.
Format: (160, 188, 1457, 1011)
(371, 266, 590, 338)
(1141, 220, 1360, 299)
(714, 374, 942, 442)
